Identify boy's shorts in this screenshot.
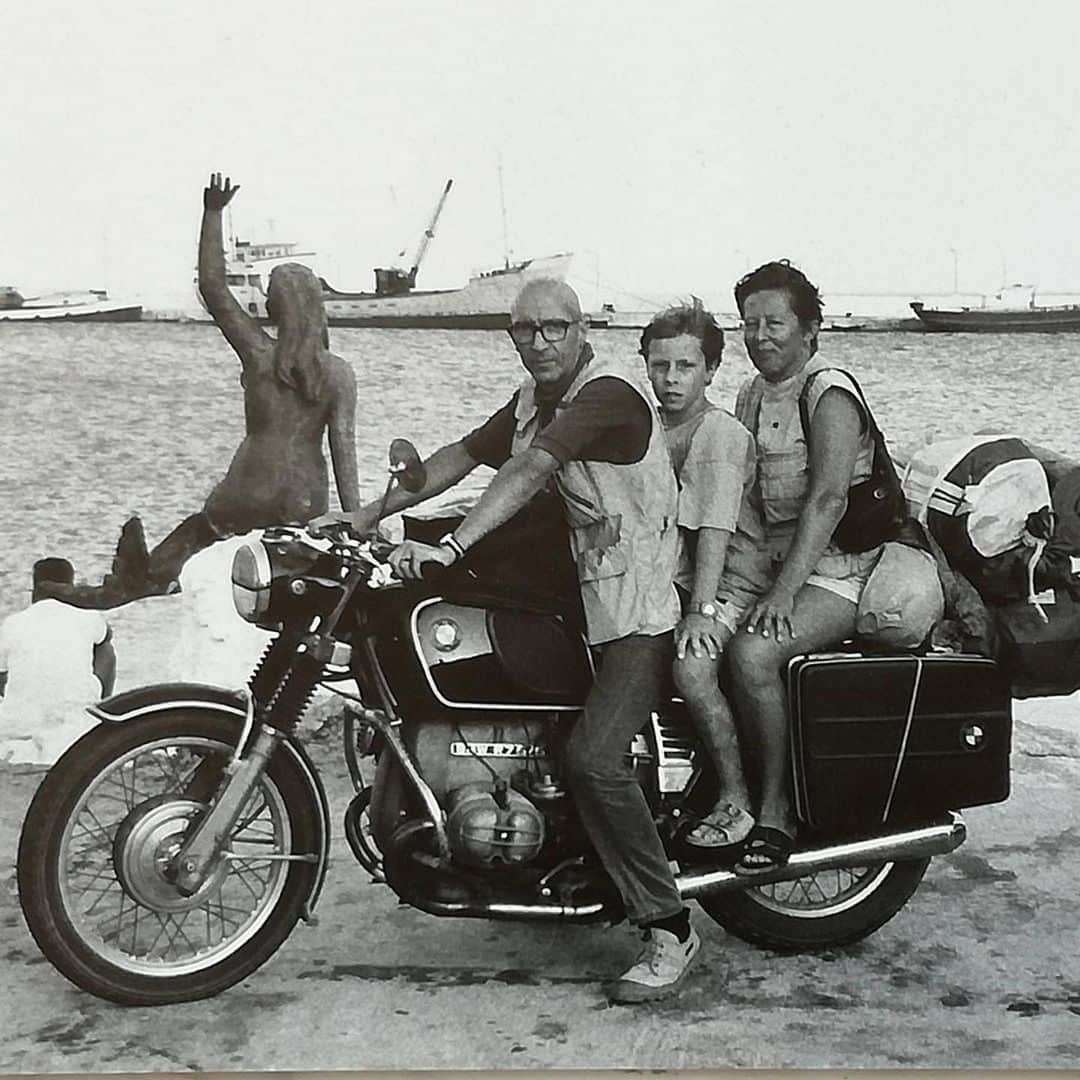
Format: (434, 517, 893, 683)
(712, 595, 754, 644)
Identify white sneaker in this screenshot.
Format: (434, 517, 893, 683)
(608, 925, 701, 1004)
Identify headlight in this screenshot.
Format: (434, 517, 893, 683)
(231, 540, 273, 622)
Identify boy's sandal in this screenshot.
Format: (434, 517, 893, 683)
(733, 825, 796, 876)
(683, 803, 755, 850)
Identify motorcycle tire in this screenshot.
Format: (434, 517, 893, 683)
(17, 709, 321, 1005)
(697, 857, 930, 952)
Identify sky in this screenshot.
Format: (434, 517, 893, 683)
(5, 0, 1080, 315)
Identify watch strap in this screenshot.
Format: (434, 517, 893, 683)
(439, 533, 466, 561)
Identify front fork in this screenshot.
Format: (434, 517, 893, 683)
(174, 721, 285, 894)
(173, 577, 359, 896)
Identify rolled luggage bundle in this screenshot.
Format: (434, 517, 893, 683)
(902, 434, 1080, 698)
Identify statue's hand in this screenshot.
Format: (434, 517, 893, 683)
(204, 171, 240, 211)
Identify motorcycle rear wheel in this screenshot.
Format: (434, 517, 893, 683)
(697, 858, 930, 951)
(17, 710, 320, 1005)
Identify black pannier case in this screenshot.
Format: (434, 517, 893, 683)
(789, 652, 1012, 834)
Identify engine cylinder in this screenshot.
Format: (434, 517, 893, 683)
(446, 782, 545, 866)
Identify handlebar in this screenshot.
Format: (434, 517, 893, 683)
(299, 523, 456, 585)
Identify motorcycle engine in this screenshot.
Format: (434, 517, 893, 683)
(404, 715, 568, 868)
(446, 782, 545, 866)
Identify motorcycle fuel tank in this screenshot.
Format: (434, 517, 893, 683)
(410, 598, 592, 709)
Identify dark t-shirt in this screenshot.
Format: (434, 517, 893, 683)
(462, 376, 651, 468)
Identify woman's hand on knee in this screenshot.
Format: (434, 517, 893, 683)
(744, 586, 798, 643)
(675, 613, 726, 661)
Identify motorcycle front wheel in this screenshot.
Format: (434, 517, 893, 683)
(17, 709, 321, 1005)
(697, 858, 930, 951)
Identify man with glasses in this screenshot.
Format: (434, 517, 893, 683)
(318, 278, 695, 1003)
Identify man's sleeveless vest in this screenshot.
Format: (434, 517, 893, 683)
(511, 352, 679, 645)
(735, 357, 873, 530)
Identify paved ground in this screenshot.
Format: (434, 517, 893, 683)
(2, 700, 1080, 1073)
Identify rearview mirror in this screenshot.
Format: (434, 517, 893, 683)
(388, 438, 426, 493)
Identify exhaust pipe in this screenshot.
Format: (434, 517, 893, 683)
(384, 815, 965, 923)
(676, 813, 966, 899)
(398, 894, 615, 924)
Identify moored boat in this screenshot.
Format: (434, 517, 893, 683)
(910, 285, 1080, 332)
(0, 286, 142, 323)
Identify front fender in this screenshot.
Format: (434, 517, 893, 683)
(87, 681, 332, 922)
(88, 682, 248, 724)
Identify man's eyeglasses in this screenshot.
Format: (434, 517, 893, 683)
(509, 319, 573, 345)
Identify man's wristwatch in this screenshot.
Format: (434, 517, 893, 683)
(439, 533, 466, 562)
(695, 600, 719, 620)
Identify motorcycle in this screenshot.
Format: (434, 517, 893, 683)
(16, 443, 1013, 1005)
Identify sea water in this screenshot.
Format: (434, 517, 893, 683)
(1, 321, 1078, 624)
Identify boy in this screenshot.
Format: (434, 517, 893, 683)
(641, 300, 769, 849)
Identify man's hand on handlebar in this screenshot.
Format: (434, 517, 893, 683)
(388, 540, 455, 580)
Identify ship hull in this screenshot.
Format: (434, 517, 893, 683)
(0, 302, 143, 323)
(214, 251, 573, 330)
(324, 310, 512, 329)
(910, 301, 1080, 332)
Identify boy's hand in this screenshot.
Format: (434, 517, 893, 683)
(675, 613, 726, 661)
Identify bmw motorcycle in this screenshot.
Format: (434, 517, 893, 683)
(16, 444, 1013, 1005)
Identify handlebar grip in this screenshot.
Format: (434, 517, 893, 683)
(418, 559, 446, 583)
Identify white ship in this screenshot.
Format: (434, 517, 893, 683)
(204, 179, 572, 329)
(0, 286, 142, 323)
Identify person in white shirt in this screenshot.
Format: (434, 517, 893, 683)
(0, 559, 116, 764)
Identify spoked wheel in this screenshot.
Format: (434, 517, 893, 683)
(697, 858, 930, 951)
(17, 710, 321, 1005)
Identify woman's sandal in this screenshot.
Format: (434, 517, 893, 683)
(733, 824, 796, 876)
(683, 802, 756, 850)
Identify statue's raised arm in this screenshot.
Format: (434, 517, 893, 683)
(198, 172, 272, 363)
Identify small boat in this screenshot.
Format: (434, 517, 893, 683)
(205, 179, 573, 330)
(0, 286, 142, 323)
(910, 284, 1080, 332)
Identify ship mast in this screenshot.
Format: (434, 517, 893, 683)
(498, 158, 511, 270)
(408, 179, 453, 286)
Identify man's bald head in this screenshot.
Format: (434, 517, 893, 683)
(510, 278, 584, 324)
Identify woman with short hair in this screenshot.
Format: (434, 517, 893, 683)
(728, 260, 883, 874)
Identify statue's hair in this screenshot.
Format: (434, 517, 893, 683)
(266, 263, 329, 402)
(639, 297, 724, 370)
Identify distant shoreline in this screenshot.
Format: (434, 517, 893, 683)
(135, 309, 929, 333)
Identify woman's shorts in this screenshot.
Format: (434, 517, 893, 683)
(805, 546, 881, 604)
(765, 529, 882, 606)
